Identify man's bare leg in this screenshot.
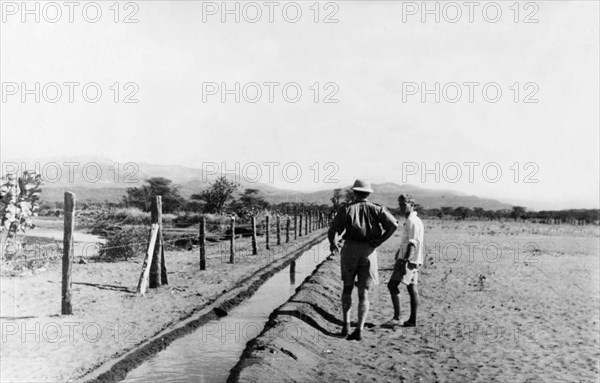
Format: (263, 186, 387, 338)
(387, 280, 401, 320)
(357, 286, 369, 330)
(348, 286, 368, 340)
(341, 285, 353, 335)
(405, 284, 419, 326)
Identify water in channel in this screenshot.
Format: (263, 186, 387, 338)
(121, 239, 329, 383)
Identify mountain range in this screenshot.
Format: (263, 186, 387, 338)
(4, 156, 513, 210)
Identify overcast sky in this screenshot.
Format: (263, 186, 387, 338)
(1, 1, 598, 210)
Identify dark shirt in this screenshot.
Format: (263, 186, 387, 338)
(329, 199, 398, 242)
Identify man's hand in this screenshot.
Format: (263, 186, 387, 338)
(404, 244, 416, 261)
(330, 242, 340, 253)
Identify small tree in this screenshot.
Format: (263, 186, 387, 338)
(511, 206, 526, 221)
(230, 188, 269, 218)
(123, 177, 185, 213)
(0, 172, 42, 257)
(473, 207, 485, 220)
(440, 206, 453, 218)
(453, 206, 472, 220)
(192, 176, 240, 214)
(484, 209, 497, 221)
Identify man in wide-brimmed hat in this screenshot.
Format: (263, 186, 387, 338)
(328, 179, 398, 341)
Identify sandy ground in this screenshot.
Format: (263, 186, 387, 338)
(0, 229, 327, 383)
(230, 221, 600, 383)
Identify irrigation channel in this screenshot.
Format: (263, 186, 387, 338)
(121, 239, 330, 383)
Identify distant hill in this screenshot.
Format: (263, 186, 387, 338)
(39, 187, 127, 205)
(4, 156, 512, 210)
(294, 182, 512, 210)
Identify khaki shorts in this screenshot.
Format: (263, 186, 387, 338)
(340, 240, 378, 288)
(390, 259, 419, 285)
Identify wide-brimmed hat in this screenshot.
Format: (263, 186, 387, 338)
(351, 179, 373, 193)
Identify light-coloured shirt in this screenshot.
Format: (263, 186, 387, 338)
(398, 211, 424, 265)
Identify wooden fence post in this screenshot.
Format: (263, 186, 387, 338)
(199, 216, 206, 270)
(137, 224, 159, 296)
(289, 260, 296, 284)
(305, 210, 309, 234)
(61, 192, 75, 315)
(150, 196, 162, 288)
(251, 215, 258, 255)
(286, 216, 291, 243)
(160, 240, 168, 285)
(299, 214, 303, 237)
(230, 216, 236, 263)
(276, 215, 281, 245)
(266, 215, 271, 250)
(294, 206, 298, 240)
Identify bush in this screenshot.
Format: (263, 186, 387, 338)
(163, 213, 176, 223)
(110, 208, 151, 225)
(98, 226, 148, 262)
(173, 212, 203, 228)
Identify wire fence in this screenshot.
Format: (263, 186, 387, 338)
(0, 211, 332, 272)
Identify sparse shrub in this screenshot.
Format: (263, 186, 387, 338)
(163, 213, 176, 223)
(476, 274, 486, 291)
(441, 268, 452, 284)
(173, 212, 203, 227)
(110, 208, 151, 225)
(163, 235, 198, 251)
(98, 226, 148, 262)
(205, 214, 232, 233)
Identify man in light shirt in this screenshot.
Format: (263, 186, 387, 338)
(386, 193, 424, 327)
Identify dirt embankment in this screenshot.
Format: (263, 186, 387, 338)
(228, 252, 343, 383)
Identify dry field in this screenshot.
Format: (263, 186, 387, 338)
(231, 220, 600, 383)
